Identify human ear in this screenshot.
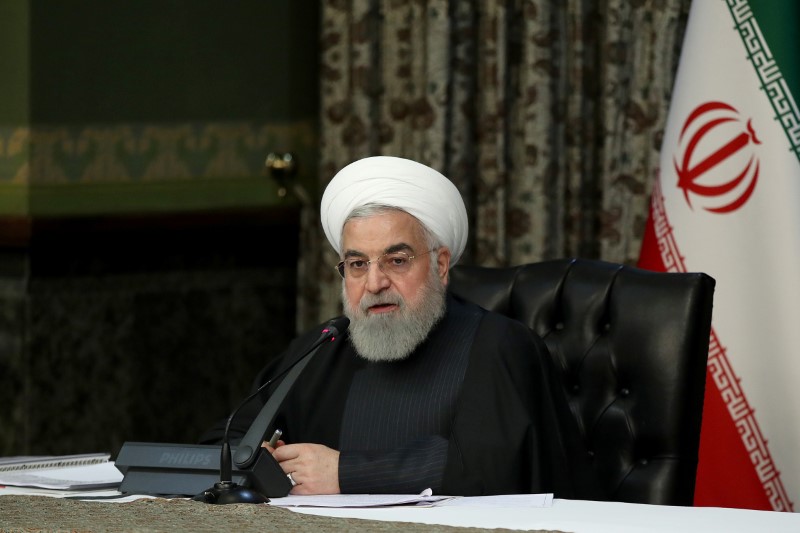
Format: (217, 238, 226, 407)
(437, 247, 451, 285)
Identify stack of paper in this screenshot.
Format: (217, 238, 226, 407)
(0, 453, 122, 490)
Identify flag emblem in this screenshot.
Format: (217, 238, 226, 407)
(674, 101, 760, 214)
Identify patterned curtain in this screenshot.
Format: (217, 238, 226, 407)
(298, 0, 690, 330)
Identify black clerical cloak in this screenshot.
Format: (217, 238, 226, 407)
(201, 295, 573, 497)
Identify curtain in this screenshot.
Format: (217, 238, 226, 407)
(298, 0, 690, 330)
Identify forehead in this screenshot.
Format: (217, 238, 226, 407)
(341, 210, 425, 253)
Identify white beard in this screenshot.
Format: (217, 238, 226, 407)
(342, 270, 446, 362)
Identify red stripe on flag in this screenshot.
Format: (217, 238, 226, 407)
(694, 365, 772, 510)
(636, 194, 665, 272)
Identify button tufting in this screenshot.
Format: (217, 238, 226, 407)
(572, 384, 580, 393)
(639, 458, 648, 466)
(555, 322, 565, 331)
(620, 388, 630, 397)
(587, 450, 595, 458)
(603, 322, 611, 332)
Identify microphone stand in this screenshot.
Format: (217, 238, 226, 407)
(192, 390, 271, 504)
(193, 317, 349, 504)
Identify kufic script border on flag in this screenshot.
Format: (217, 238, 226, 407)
(727, 0, 800, 160)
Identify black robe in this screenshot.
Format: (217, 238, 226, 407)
(200, 295, 574, 496)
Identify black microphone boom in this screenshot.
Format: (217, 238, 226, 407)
(193, 316, 349, 504)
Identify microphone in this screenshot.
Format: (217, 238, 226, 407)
(193, 316, 349, 504)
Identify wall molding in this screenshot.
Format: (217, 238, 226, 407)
(0, 120, 316, 216)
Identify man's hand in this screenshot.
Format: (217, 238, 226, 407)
(271, 443, 341, 495)
(260, 439, 285, 453)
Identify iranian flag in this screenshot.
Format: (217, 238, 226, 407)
(638, 0, 799, 511)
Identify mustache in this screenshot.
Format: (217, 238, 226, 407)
(358, 292, 404, 312)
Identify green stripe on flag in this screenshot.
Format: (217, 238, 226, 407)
(726, 0, 800, 160)
(748, 0, 799, 99)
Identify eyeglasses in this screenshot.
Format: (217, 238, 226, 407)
(335, 249, 436, 279)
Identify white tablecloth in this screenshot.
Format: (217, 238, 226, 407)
(292, 497, 799, 533)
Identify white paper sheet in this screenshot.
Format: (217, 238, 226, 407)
(269, 488, 454, 508)
(0, 461, 123, 490)
(433, 493, 553, 507)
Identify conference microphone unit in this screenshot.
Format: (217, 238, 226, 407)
(115, 317, 349, 503)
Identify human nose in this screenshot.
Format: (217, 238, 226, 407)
(363, 259, 391, 293)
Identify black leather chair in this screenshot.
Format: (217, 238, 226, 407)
(449, 258, 715, 505)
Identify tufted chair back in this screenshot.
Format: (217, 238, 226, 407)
(449, 258, 715, 505)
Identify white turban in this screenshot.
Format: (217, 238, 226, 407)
(320, 156, 469, 265)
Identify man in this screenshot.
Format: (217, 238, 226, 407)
(202, 156, 571, 496)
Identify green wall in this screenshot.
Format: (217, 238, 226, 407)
(0, 0, 29, 125)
